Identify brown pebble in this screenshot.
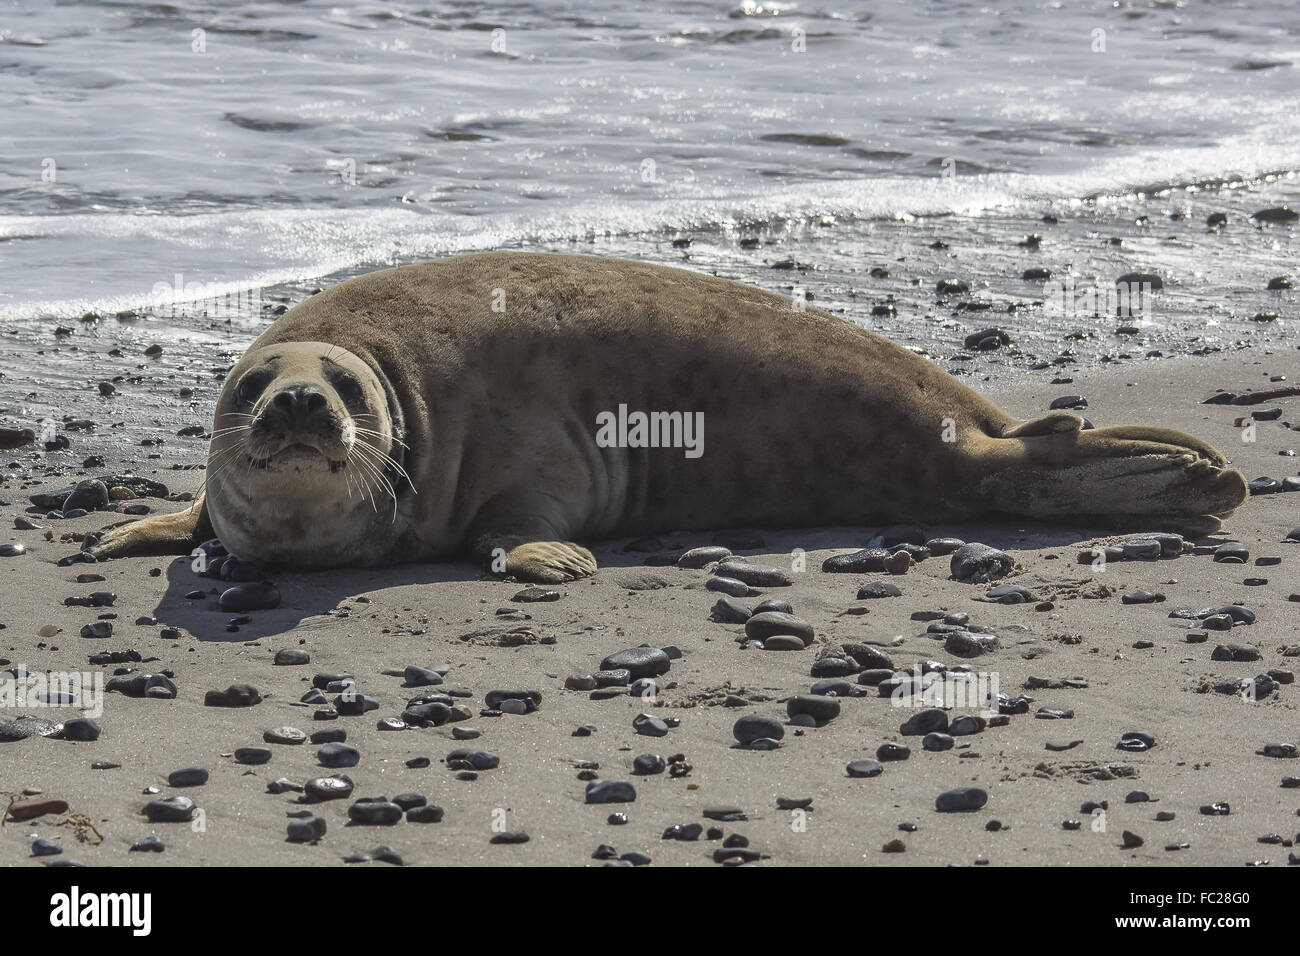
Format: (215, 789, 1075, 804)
(884, 550, 911, 574)
(204, 684, 262, 707)
(6, 797, 69, 821)
(763, 635, 806, 651)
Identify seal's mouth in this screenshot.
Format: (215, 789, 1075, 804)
(249, 442, 349, 472)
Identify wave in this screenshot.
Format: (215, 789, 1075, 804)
(2, 132, 1297, 322)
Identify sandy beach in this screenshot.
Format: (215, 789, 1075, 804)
(1, 347, 1296, 867)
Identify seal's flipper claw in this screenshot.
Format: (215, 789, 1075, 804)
(505, 541, 597, 583)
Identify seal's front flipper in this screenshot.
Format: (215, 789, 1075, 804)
(91, 494, 212, 559)
(502, 541, 597, 583)
(468, 494, 596, 582)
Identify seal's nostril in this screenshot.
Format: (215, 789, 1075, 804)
(271, 385, 327, 419)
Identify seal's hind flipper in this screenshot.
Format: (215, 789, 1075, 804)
(91, 494, 211, 559)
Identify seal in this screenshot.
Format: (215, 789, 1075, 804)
(93, 252, 1248, 581)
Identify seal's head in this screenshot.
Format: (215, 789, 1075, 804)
(207, 341, 408, 565)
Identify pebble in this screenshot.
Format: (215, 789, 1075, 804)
(347, 800, 403, 826)
(484, 689, 541, 712)
(129, 836, 165, 853)
(709, 597, 752, 623)
(1211, 642, 1260, 662)
(763, 635, 805, 651)
(65, 480, 109, 512)
(949, 715, 986, 736)
(1117, 731, 1156, 752)
(822, 548, 889, 573)
(235, 747, 272, 765)
(663, 823, 704, 841)
(79, 621, 113, 640)
(945, 631, 999, 658)
(304, 776, 354, 801)
(1121, 538, 1163, 560)
(317, 743, 360, 768)
(922, 732, 954, 751)
(60, 718, 100, 741)
(219, 583, 280, 612)
(6, 797, 67, 820)
(985, 584, 1033, 604)
(785, 695, 840, 724)
(810, 658, 857, 679)
(935, 787, 988, 812)
(402, 665, 443, 687)
(632, 713, 669, 737)
(585, 780, 636, 804)
(633, 754, 666, 775)
(145, 796, 197, 823)
(733, 714, 785, 745)
(846, 759, 884, 778)
(167, 767, 208, 787)
(264, 726, 307, 745)
(1213, 542, 1250, 563)
(877, 743, 910, 762)
(677, 546, 731, 569)
(601, 646, 671, 678)
(714, 559, 791, 587)
(706, 576, 756, 597)
(950, 543, 1013, 583)
(342, 846, 403, 865)
(926, 537, 965, 556)
(900, 708, 948, 735)
(839, 645, 893, 672)
(287, 816, 327, 843)
(204, 684, 261, 707)
(744, 611, 814, 645)
(857, 582, 901, 599)
(447, 749, 499, 770)
(1260, 743, 1298, 759)
(1122, 590, 1165, 605)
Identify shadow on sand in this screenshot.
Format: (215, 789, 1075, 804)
(139, 519, 1198, 642)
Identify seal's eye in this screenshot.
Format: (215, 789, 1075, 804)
(235, 372, 272, 406)
(332, 374, 366, 410)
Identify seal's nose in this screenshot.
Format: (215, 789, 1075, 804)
(270, 384, 328, 424)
